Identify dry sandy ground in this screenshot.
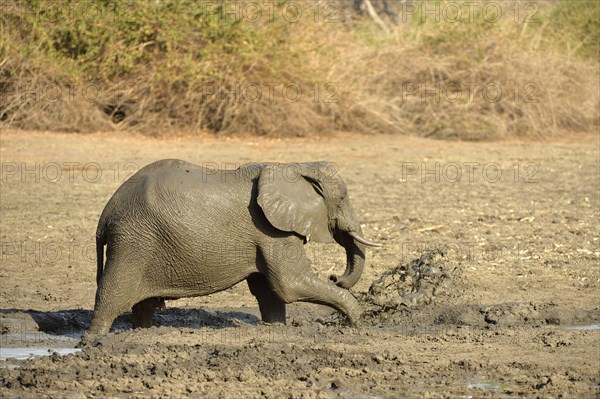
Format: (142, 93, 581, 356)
(0, 130, 598, 398)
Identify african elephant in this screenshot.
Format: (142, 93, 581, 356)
(88, 160, 380, 334)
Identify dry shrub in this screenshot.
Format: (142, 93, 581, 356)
(0, 1, 342, 136)
(0, 0, 598, 139)
(329, 3, 599, 139)
(338, 42, 599, 140)
(0, 54, 112, 132)
(118, 63, 336, 136)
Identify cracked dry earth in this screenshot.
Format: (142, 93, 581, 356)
(0, 131, 599, 398)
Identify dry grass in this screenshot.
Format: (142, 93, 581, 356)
(0, 0, 598, 139)
(332, 17, 599, 139)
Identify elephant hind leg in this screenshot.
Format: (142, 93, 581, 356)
(132, 297, 165, 329)
(247, 273, 286, 323)
(89, 292, 133, 335)
(89, 258, 147, 334)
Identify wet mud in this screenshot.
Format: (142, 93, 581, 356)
(1, 250, 598, 398)
(1, 132, 598, 398)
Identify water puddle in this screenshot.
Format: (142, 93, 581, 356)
(565, 323, 600, 331)
(466, 380, 518, 398)
(467, 381, 502, 391)
(0, 347, 81, 361)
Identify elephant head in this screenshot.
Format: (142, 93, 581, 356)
(257, 162, 381, 289)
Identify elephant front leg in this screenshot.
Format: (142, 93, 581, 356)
(247, 273, 286, 323)
(132, 297, 165, 328)
(268, 254, 362, 325)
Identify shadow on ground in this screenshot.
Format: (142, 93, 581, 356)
(0, 308, 261, 339)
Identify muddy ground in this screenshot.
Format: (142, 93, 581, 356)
(0, 131, 598, 398)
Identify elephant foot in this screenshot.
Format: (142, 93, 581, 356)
(132, 297, 165, 328)
(247, 273, 286, 324)
(78, 332, 103, 348)
(88, 315, 112, 336)
(343, 306, 363, 327)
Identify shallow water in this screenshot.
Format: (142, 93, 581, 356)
(465, 380, 518, 398)
(466, 381, 502, 391)
(565, 323, 600, 331)
(0, 347, 81, 361)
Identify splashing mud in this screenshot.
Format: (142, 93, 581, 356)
(357, 251, 598, 330)
(366, 249, 457, 307)
(358, 250, 471, 327)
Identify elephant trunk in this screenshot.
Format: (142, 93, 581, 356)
(330, 226, 370, 289)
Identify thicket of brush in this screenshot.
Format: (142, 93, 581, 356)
(1, 0, 598, 139)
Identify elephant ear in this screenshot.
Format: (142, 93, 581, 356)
(257, 164, 334, 243)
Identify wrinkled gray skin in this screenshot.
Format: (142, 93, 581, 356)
(88, 160, 381, 335)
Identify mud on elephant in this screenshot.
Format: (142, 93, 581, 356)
(89, 160, 381, 335)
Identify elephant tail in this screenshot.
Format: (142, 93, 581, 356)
(95, 222, 107, 287)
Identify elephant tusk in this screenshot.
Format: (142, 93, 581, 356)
(349, 232, 383, 247)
